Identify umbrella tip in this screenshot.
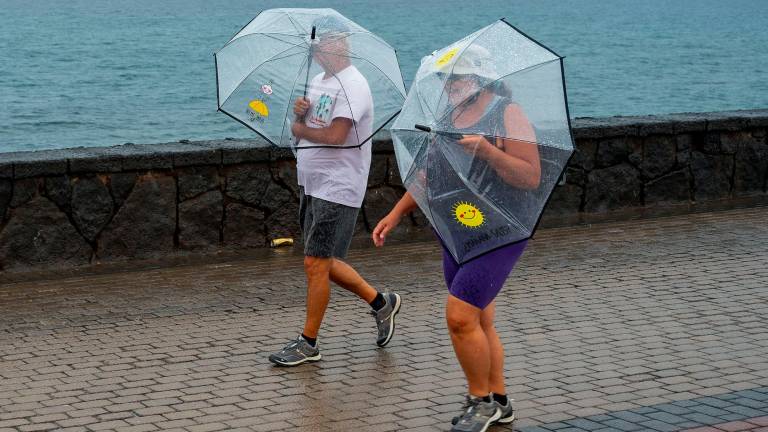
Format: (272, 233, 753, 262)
(414, 124, 432, 133)
(311, 26, 316, 40)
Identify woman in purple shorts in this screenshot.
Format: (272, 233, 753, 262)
(373, 46, 541, 431)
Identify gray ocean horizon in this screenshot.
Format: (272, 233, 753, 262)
(1, 0, 767, 153)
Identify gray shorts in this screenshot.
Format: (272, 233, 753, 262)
(299, 187, 359, 258)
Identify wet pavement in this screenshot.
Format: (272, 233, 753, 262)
(1, 206, 767, 431)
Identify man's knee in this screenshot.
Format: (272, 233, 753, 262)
(304, 256, 332, 278)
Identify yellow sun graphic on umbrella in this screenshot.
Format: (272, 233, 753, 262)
(453, 201, 484, 228)
(435, 47, 460, 68)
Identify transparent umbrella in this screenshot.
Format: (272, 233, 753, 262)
(215, 8, 406, 149)
(391, 19, 574, 263)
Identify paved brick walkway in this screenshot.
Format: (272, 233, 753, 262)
(1, 207, 767, 432)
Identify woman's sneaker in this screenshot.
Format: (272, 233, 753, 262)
(450, 396, 501, 432)
(492, 394, 515, 424)
(268, 336, 321, 366)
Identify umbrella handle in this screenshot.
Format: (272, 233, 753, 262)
(303, 26, 316, 99)
(294, 26, 317, 148)
(415, 124, 465, 140)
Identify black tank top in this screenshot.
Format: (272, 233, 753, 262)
(454, 95, 508, 194)
(425, 95, 536, 263)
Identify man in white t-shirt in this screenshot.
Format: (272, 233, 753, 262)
(269, 16, 402, 367)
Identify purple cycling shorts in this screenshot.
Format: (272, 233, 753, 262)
(441, 240, 528, 309)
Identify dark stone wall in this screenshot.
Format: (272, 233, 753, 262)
(541, 110, 768, 226)
(1, 110, 767, 272)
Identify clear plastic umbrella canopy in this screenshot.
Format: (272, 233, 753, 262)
(215, 8, 406, 149)
(391, 19, 574, 264)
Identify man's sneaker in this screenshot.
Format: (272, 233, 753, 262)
(371, 292, 401, 347)
(450, 396, 501, 432)
(492, 395, 515, 424)
(268, 336, 321, 366)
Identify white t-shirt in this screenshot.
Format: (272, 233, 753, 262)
(296, 65, 374, 208)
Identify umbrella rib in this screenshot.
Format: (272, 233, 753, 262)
(339, 44, 406, 98)
(219, 46, 307, 109)
(407, 139, 441, 237)
(399, 132, 430, 186)
(282, 10, 308, 35)
(217, 108, 278, 146)
(283, 11, 368, 38)
(332, 78, 362, 148)
(232, 31, 306, 41)
(331, 27, 399, 55)
(500, 18, 562, 58)
(221, 32, 308, 53)
(434, 58, 561, 127)
(280, 12, 370, 39)
(389, 128, 570, 151)
(558, 58, 576, 154)
(259, 51, 308, 65)
(261, 33, 308, 48)
(226, 32, 307, 50)
(324, 48, 402, 94)
(414, 86, 438, 124)
(475, 196, 528, 236)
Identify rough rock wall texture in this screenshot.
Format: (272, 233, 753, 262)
(1, 110, 766, 271)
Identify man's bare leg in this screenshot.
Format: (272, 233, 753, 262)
(331, 257, 401, 347)
(329, 258, 378, 303)
(302, 256, 333, 339)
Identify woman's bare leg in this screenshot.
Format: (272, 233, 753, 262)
(446, 295, 490, 397)
(480, 301, 505, 395)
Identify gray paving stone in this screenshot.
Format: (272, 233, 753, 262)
(563, 418, 605, 429)
(725, 404, 767, 417)
(681, 412, 727, 425)
(601, 418, 644, 431)
(654, 403, 692, 415)
(733, 396, 768, 408)
(639, 419, 678, 431)
(645, 410, 690, 425)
